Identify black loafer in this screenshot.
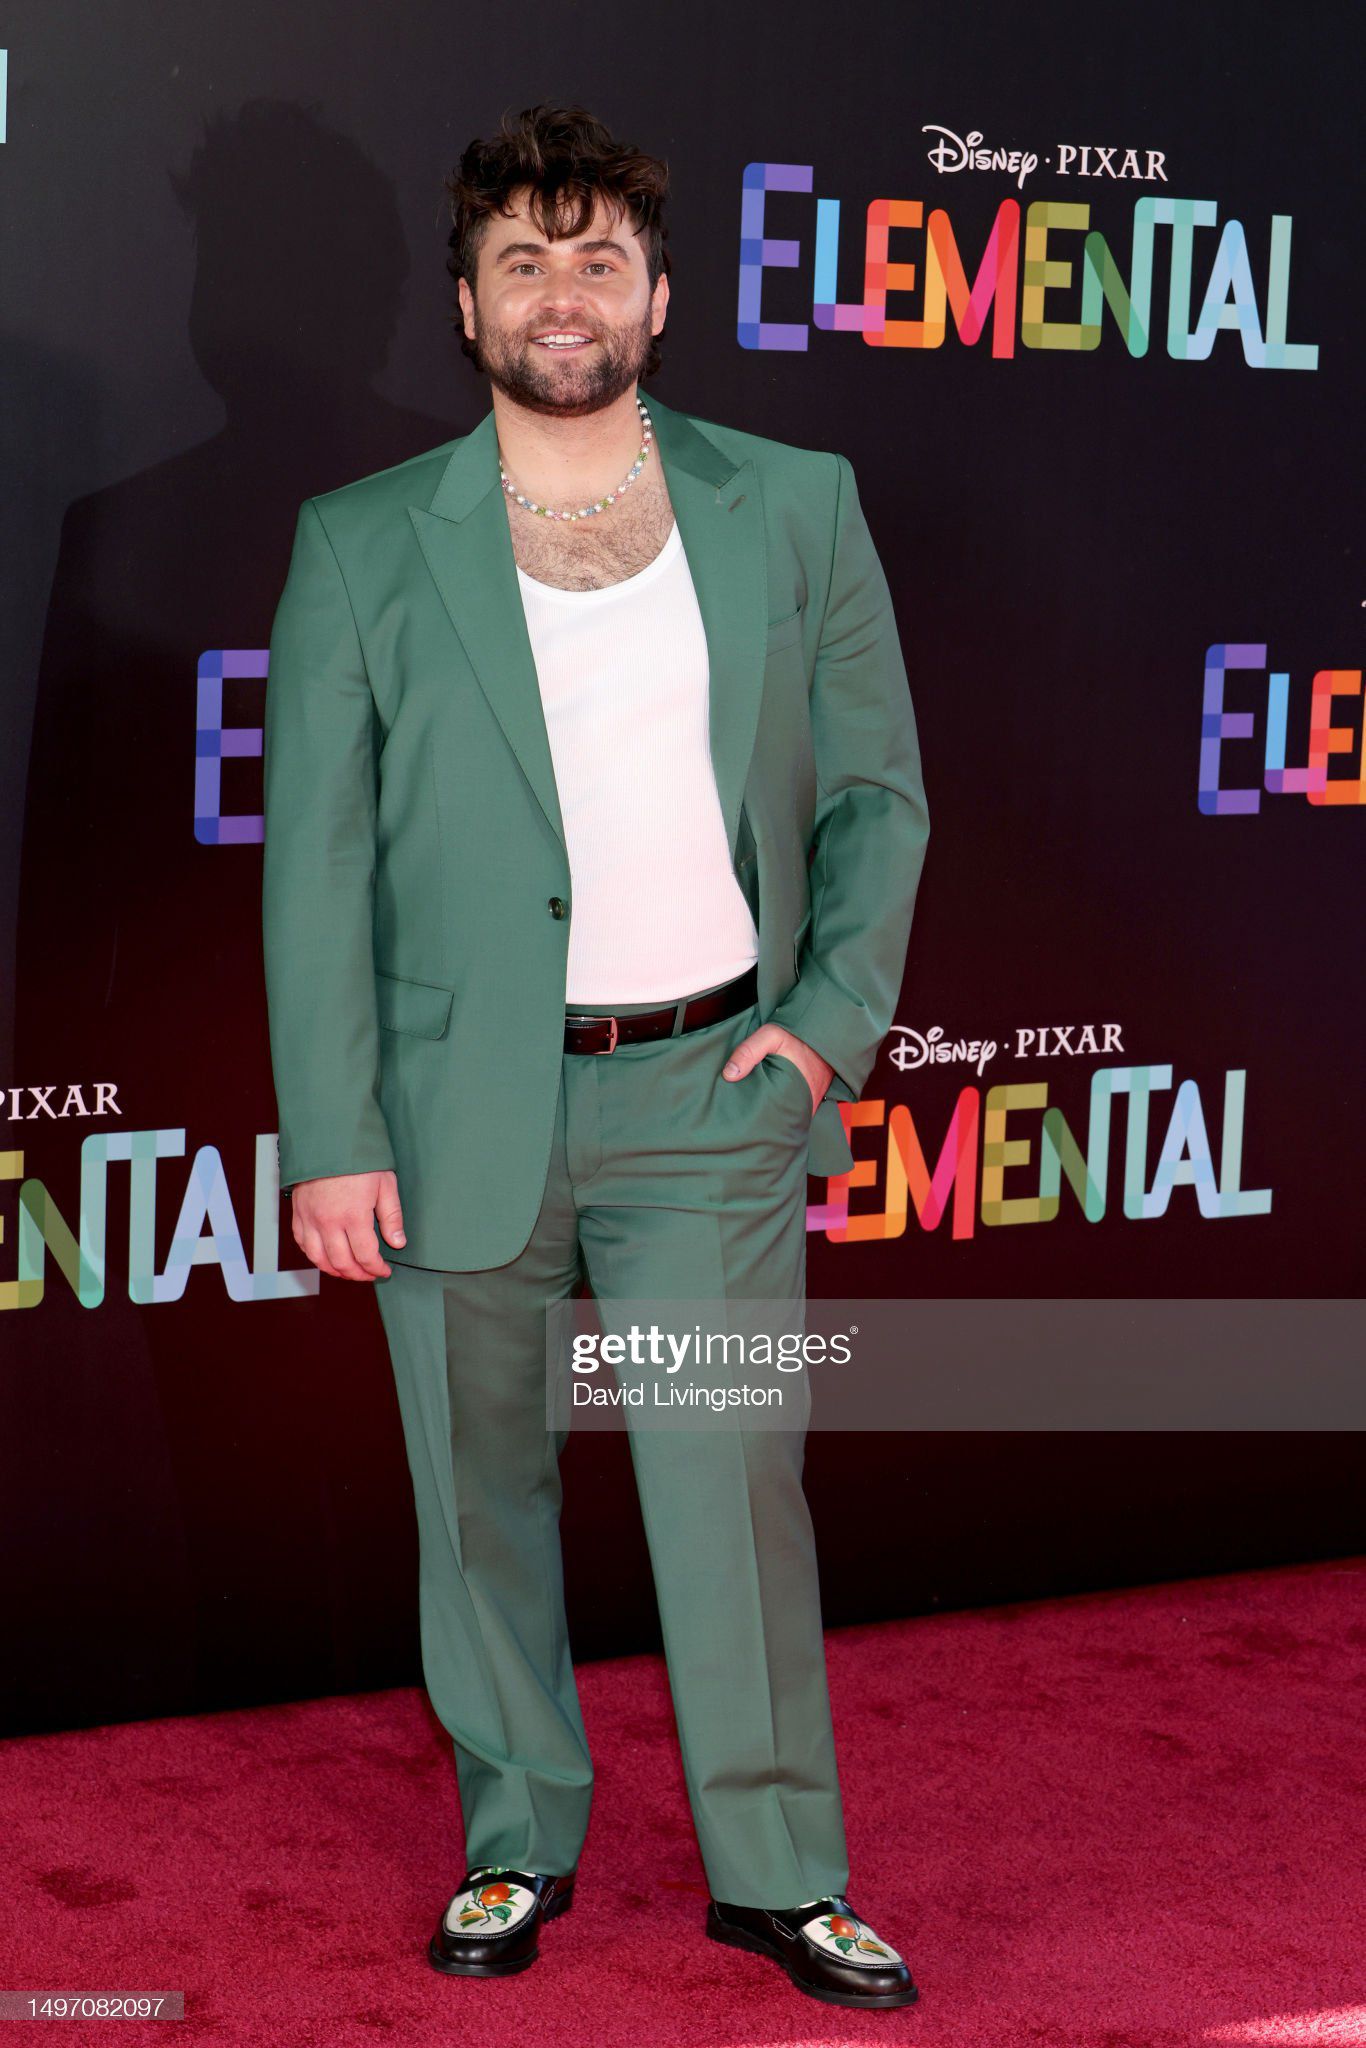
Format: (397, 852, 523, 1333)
(706, 1892, 919, 2007)
(428, 1864, 576, 1976)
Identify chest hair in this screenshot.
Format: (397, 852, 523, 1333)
(504, 465, 678, 592)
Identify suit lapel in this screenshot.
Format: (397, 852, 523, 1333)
(407, 390, 769, 865)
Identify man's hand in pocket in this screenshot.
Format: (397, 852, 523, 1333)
(721, 1028, 832, 1116)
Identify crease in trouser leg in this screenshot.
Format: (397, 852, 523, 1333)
(376, 1257, 593, 1880)
(582, 1192, 849, 1908)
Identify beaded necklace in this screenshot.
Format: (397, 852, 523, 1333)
(498, 396, 654, 521)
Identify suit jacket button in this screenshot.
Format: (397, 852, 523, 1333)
(548, 896, 567, 918)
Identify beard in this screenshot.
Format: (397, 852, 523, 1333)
(468, 302, 655, 417)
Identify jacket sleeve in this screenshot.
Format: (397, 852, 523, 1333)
(261, 496, 398, 1194)
(766, 452, 930, 1108)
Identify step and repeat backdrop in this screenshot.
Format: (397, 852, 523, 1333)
(3, 1, 1362, 1736)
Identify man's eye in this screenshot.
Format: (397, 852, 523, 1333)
(511, 262, 613, 276)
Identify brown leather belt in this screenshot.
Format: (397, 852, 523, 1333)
(564, 964, 758, 1054)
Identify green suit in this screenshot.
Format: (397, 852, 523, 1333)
(261, 391, 930, 1906)
(262, 391, 930, 1271)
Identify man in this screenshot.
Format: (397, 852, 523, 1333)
(262, 102, 929, 2011)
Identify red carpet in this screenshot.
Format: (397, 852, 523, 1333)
(4, 1556, 1363, 2046)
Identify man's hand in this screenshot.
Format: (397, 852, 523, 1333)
(289, 1168, 406, 1281)
(722, 1028, 833, 1117)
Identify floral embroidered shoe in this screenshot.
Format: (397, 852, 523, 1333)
(428, 1864, 576, 1976)
(705, 1892, 919, 2008)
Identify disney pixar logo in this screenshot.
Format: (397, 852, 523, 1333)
(923, 125, 1170, 192)
(889, 1024, 1126, 1078)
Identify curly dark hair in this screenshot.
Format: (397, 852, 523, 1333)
(443, 102, 671, 377)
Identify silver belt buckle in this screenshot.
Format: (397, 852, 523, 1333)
(568, 1012, 619, 1053)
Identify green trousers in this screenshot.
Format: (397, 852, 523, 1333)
(372, 977, 849, 1908)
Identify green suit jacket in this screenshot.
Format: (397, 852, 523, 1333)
(262, 390, 930, 1270)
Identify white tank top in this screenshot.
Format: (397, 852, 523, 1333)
(515, 518, 760, 1005)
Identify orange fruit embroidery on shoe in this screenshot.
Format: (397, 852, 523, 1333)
(458, 1880, 520, 1927)
(821, 1912, 893, 1959)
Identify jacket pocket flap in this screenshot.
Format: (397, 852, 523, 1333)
(375, 969, 455, 1039)
(765, 603, 805, 653)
